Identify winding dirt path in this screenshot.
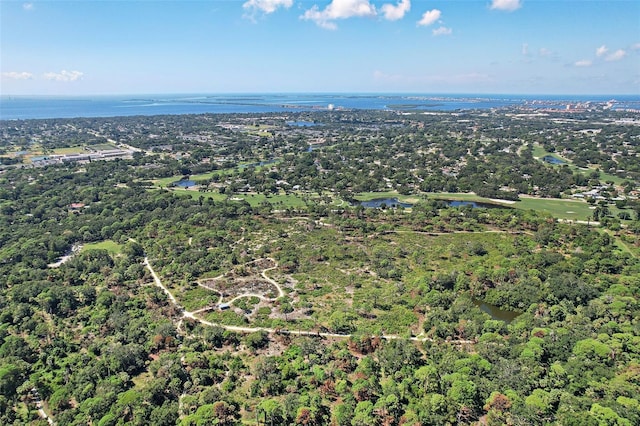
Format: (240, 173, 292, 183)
(143, 256, 475, 344)
(260, 258, 284, 299)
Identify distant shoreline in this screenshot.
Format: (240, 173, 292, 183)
(1, 93, 638, 120)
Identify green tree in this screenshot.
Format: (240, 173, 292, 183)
(351, 400, 376, 426)
(589, 403, 632, 426)
(258, 398, 283, 426)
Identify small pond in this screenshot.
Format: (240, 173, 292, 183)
(174, 179, 196, 188)
(287, 120, 321, 127)
(542, 155, 565, 165)
(474, 300, 521, 323)
(358, 198, 413, 208)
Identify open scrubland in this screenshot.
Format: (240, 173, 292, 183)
(1, 109, 639, 425)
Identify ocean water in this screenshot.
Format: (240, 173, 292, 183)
(1, 93, 638, 120)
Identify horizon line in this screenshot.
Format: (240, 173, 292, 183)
(2, 92, 639, 98)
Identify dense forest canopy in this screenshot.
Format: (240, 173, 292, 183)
(1, 108, 639, 425)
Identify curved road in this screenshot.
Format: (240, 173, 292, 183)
(143, 257, 474, 344)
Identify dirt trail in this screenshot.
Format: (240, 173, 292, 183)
(143, 257, 475, 344)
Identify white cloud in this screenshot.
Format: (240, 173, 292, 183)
(539, 48, 551, 57)
(43, 70, 84, 82)
(2, 71, 33, 80)
(302, 0, 377, 30)
(574, 60, 592, 67)
(242, 0, 293, 15)
(417, 9, 440, 27)
(23, 3, 33, 11)
(490, 0, 522, 12)
(381, 0, 410, 21)
(632, 43, 640, 51)
(522, 43, 529, 56)
(432, 26, 452, 36)
(596, 45, 608, 57)
(301, 8, 338, 30)
(605, 49, 626, 61)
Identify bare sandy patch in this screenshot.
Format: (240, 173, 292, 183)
(489, 199, 516, 205)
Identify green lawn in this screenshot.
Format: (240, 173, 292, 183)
(531, 143, 570, 163)
(89, 143, 119, 151)
(428, 191, 591, 221)
(229, 192, 309, 208)
(166, 189, 227, 202)
(241, 193, 308, 208)
(166, 188, 308, 208)
(247, 130, 273, 138)
(514, 196, 594, 221)
(154, 170, 232, 188)
(82, 240, 122, 254)
(25, 146, 85, 156)
(353, 191, 604, 222)
(25, 144, 120, 157)
(514, 197, 631, 223)
(163, 183, 632, 223)
(584, 166, 627, 186)
(429, 191, 595, 221)
(154, 160, 281, 188)
(428, 192, 633, 223)
(355, 191, 422, 204)
(428, 192, 493, 202)
(532, 143, 626, 185)
(51, 146, 87, 155)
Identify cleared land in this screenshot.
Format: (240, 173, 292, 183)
(82, 240, 123, 254)
(160, 222, 525, 336)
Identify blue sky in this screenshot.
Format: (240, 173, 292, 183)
(1, 0, 638, 95)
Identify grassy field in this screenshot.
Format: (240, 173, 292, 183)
(161, 184, 632, 222)
(166, 187, 309, 208)
(514, 196, 632, 223)
(350, 190, 634, 223)
(154, 160, 281, 188)
(531, 144, 570, 163)
(246, 130, 273, 138)
(428, 192, 496, 202)
(82, 240, 122, 254)
(531, 143, 626, 185)
(514, 196, 594, 221)
(221, 192, 309, 208)
(355, 191, 423, 204)
(584, 165, 627, 186)
(88, 143, 119, 151)
(240, 193, 308, 208)
(154, 170, 233, 188)
(425, 192, 635, 223)
(532, 144, 572, 166)
(51, 146, 87, 155)
(19, 144, 120, 159)
(22, 146, 85, 158)
(166, 188, 227, 202)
